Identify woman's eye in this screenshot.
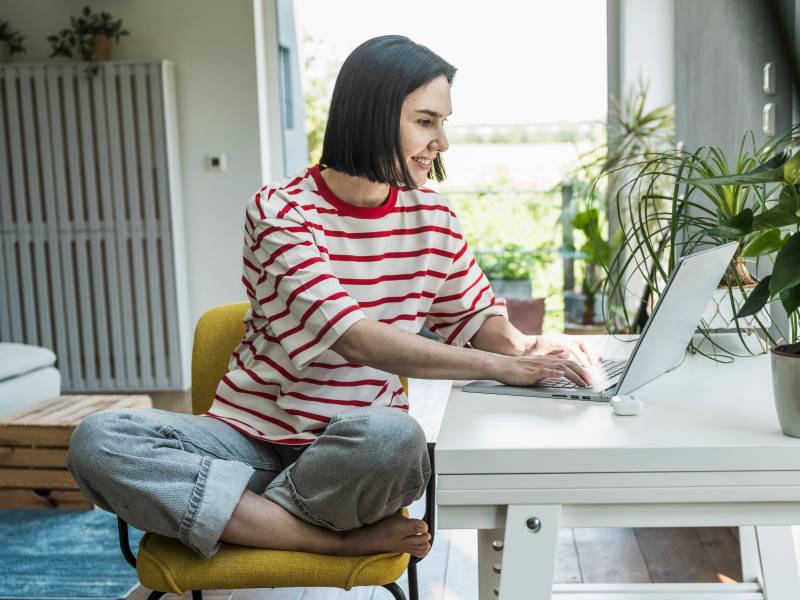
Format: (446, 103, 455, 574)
(417, 119, 433, 127)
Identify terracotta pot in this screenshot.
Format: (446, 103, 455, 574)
(771, 345, 800, 437)
(582, 297, 595, 325)
(92, 34, 112, 61)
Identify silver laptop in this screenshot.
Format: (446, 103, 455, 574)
(463, 242, 738, 402)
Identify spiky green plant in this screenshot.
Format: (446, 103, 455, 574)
(590, 124, 800, 356)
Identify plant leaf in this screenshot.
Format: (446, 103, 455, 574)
(742, 228, 786, 256)
(687, 167, 785, 186)
(708, 208, 753, 238)
(780, 283, 800, 315)
(783, 152, 800, 185)
(737, 275, 771, 318)
(752, 185, 800, 229)
(760, 149, 792, 170)
(770, 232, 800, 296)
(572, 208, 598, 231)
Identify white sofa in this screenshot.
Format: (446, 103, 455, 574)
(0, 343, 61, 418)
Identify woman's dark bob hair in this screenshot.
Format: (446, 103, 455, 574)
(320, 35, 456, 189)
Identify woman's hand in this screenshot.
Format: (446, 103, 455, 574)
(491, 354, 594, 387)
(522, 333, 600, 367)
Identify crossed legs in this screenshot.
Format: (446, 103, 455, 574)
(67, 406, 431, 559)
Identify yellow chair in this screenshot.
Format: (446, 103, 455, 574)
(117, 302, 435, 600)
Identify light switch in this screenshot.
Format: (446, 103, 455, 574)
(763, 103, 775, 136)
(763, 61, 776, 95)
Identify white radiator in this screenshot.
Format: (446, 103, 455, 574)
(0, 61, 190, 392)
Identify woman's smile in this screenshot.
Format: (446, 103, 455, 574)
(411, 156, 434, 171)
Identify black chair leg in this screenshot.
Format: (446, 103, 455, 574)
(382, 582, 407, 600)
(407, 562, 419, 600)
(192, 591, 203, 600)
(147, 592, 167, 600)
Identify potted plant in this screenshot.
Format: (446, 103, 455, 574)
(475, 243, 549, 299)
(568, 80, 674, 328)
(563, 208, 622, 325)
(0, 21, 26, 61)
(595, 126, 799, 351)
(48, 6, 129, 62)
(598, 125, 800, 435)
(687, 145, 800, 437)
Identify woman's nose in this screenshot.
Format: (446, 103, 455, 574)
(430, 130, 449, 153)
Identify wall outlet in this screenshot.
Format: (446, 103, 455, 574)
(208, 154, 227, 172)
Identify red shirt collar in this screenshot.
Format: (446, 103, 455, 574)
(310, 164, 398, 219)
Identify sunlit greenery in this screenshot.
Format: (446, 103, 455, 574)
(302, 33, 339, 164)
(444, 188, 565, 331)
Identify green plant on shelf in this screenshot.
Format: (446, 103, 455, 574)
(562, 208, 622, 325)
(475, 243, 552, 282)
(0, 20, 26, 56)
(47, 5, 129, 62)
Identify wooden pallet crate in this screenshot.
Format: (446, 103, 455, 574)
(0, 394, 152, 509)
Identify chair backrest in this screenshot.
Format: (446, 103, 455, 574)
(191, 302, 250, 415)
(191, 302, 409, 416)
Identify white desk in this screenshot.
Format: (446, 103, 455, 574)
(435, 335, 800, 600)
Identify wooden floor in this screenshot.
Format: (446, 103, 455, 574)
(128, 384, 745, 599)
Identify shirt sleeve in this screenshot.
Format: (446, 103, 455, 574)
(423, 212, 508, 346)
(247, 195, 365, 370)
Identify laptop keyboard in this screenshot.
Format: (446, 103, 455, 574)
(537, 359, 626, 389)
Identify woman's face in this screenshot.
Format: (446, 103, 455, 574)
(399, 75, 452, 187)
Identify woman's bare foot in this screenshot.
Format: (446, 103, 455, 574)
(340, 514, 431, 558)
(221, 492, 431, 558)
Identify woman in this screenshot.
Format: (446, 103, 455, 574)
(67, 35, 596, 562)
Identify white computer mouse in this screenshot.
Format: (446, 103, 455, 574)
(610, 394, 643, 416)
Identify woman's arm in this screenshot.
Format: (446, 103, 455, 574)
(469, 315, 599, 366)
(331, 318, 592, 387)
(469, 314, 530, 356)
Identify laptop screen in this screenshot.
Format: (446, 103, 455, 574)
(614, 242, 738, 396)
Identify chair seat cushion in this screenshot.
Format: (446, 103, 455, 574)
(0, 343, 56, 382)
(136, 534, 410, 594)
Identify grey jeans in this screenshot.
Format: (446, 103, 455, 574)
(66, 406, 430, 559)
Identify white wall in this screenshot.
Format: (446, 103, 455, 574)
(621, 0, 675, 108)
(2, 0, 268, 328)
(609, 0, 675, 110)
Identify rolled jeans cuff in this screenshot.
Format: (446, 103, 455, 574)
(179, 455, 254, 559)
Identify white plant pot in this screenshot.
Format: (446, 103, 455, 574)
(771, 345, 800, 438)
(702, 286, 772, 331)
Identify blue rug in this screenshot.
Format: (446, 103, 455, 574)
(0, 509, 145, 600)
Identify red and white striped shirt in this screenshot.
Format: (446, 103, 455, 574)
(206, 164, 507, 445)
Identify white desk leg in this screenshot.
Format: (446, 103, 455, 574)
(498, 504, 561, 600)
(739, 526, 761, 582)
(756, 525, 800, 600)
(478, 528, 505, 600)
